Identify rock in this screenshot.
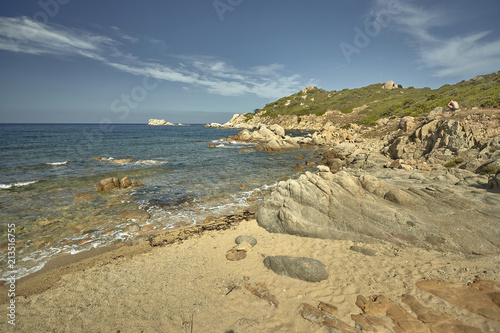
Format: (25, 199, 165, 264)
(120, 176, 132, 189)
(112, 158, 133, 163)
(235, 235, 257, 247)
(382, 80, 397, 89)
(263, 255, 328, 282)
(96, 177, 120, 192)
(209, 142, 216, 148)
(254, 139, 300, 151)
(148, 119, 167, 126)
(124, 223, 141, 233)
(36, 218, 61, 227)
(226, 248, 247, 261)
(416, 278, 500, 322)
(352, 293, 483, 333)
(317, 165, 330, 172)
(141, 225, 154, 232)
(255, 171, 500, 254)
(295, 154, 305, 160)
(74, 193, 97, 201)
(240, 148, 251, 152)
(120, 209, 150, 221)
(269, 124, 285, 137)
(299, 303, 358, 332)
(107, 195, 133, 205)
(96, 176, 142, 192)
(234, 241, 252, 252)
(349, 246, 376, 256)
(244, 282, 279, 308)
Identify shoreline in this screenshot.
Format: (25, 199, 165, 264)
(0, 211, 252, 304)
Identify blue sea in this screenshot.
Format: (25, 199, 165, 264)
(0, 123, 316, 280)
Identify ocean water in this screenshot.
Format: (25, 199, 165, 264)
(0, 123, 314, 280)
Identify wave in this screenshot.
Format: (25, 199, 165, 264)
(0, 180, 38, 189)
(45, 161, 69, 166)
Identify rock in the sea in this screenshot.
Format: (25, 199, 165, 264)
(124, 223, 141, 233)
(96, 177, 143, 192)
(235, 235, 257, 247)
(263, 255, 328, 282)
(74, 193, 97, 201)
(120, 209, 150, 221)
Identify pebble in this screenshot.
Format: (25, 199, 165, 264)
(234, 241, 252, 252)
(124, 223, 141, 233)
(235, 235, 257, 247)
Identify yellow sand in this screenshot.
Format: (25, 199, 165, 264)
(1, 219, 499, 332)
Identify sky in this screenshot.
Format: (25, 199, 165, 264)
(0, 0, 499, 124)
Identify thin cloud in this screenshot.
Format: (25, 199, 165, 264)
(372, 0, 500, 77)
(0, 16, 302, 98)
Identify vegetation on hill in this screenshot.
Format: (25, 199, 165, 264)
(250, 71, 500, 125)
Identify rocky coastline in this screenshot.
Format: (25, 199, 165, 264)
(2, 108, 499, 332)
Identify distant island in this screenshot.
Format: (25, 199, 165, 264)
(148, 119, 188, 126)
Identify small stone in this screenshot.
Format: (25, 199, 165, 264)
(234, 241, 252, 252)
(317, 165, 330, 172)
(121, 209, 150, 221)
(349, 246, 376, 256)
(203, 216, 214, 224)
(240, 148, 251, 152)
(36, 218, 61, 227)
(235, 235, 257, 247)
(209, 142, 216, 148)
(124, 223, 141, 233)
(226, 248, 247, 261)
(295, 154, 305, 160)
(141, 225, 154, 232)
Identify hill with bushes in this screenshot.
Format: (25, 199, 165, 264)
(248, 71, 500, 125)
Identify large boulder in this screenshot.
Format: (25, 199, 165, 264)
(263, 256, 328, 282)
(254, 139, 300, 152)
(255, 170, 500, 254)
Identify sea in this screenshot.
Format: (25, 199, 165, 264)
(0, 123, 316, 281)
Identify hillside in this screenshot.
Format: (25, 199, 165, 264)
(246, 71, 500, 126)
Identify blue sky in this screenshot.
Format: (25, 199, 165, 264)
(0, 0, 499, 123)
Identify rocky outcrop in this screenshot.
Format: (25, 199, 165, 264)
(383, 108, 500, 172)
(148, 119, 186, 126)
(255, 167, 500, 255)
(96, 177, 143, 192)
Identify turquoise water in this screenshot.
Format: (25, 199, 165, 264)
(0, 124, 314, 280)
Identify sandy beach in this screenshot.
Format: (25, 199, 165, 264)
(2, 215, 499, 332)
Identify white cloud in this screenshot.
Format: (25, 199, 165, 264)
(0, 16, 302, 99)
(372, 0, 500, 77)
